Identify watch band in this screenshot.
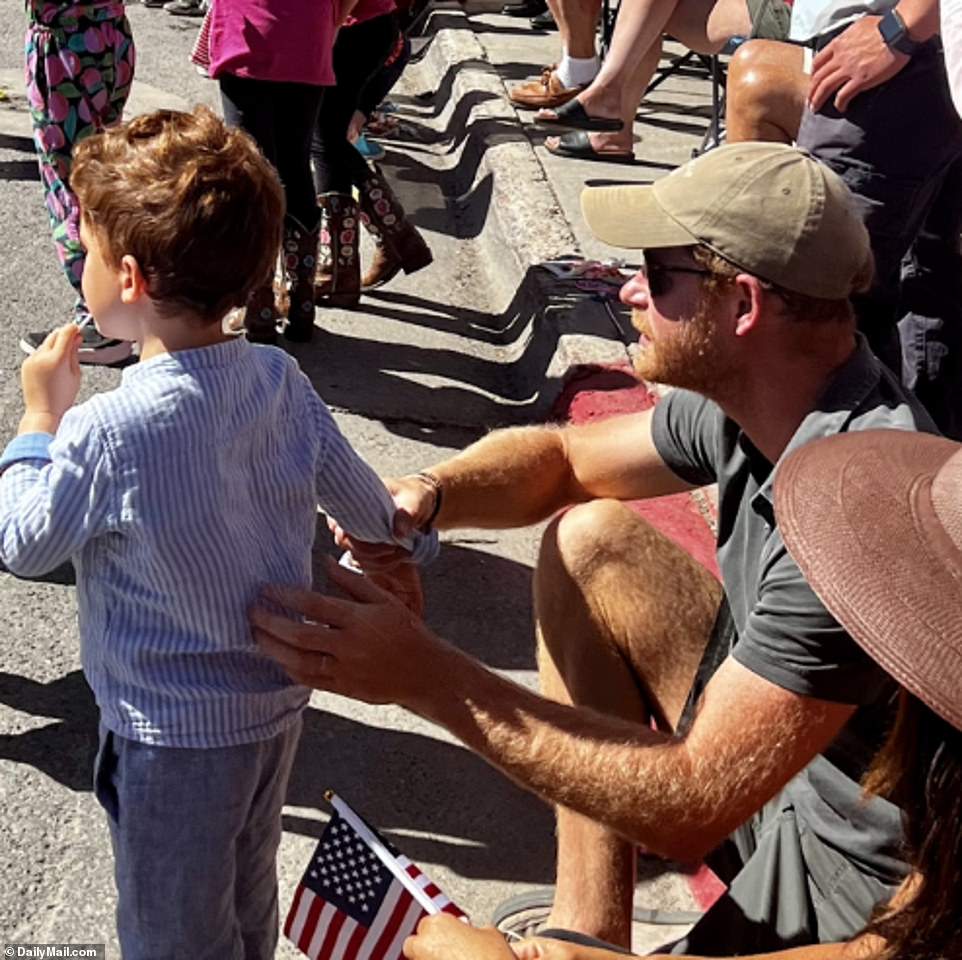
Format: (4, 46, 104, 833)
(878, 9, 923, 55)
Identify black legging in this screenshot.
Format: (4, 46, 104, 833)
(311, 13, 399, 195)
(358, 34, 410, 119)
(220, 74, 323, 229)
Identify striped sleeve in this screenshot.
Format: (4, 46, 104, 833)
(0, 404, 118, 577)
(311, 394, 438, 565)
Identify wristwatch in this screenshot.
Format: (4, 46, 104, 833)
(878, 9, 924, 55)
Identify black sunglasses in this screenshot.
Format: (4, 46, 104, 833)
(639, 260, 713, 298)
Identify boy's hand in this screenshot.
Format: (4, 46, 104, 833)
(20, 324, 82, 435)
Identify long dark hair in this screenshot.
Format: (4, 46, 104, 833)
(863, 691, 962, 959)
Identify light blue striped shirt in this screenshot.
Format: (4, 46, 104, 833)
(0, 338, 437, 748)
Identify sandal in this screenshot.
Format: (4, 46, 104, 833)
(537, 98, 624, 132)
(546, 130, 635, 165)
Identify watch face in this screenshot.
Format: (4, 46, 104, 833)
(879, 11, 905, 44)
(878, 8, 918, 52)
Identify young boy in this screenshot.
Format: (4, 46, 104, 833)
(0, 107, 436, 959)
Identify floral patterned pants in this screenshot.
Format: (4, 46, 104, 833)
(25, 4, 135, 300)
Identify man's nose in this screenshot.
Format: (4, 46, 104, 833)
(619, 270, 649, 308)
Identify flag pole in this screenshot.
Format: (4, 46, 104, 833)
(325, 790, 440, 917)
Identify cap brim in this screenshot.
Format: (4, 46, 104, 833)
(774, 430, 962, 731)
(581, 184, 697, 250)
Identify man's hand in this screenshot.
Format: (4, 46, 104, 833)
(403, 915, 515, 960)
(511, 939, 586, 960)
(20, 324, 82, 435)
(251, 556, 446, 705)
(369, 563, 425, 617)
(400, 913, 679, 960)
(328, 473, 440, 573)
(808, 16, 910, 113)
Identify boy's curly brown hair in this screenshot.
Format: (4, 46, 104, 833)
(71, 107, 284, 323)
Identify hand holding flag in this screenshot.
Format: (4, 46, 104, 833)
(286, 791, 467, 960)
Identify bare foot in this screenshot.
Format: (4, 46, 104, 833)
(577, 84, 622, 119)
(535, 86, 622, 124)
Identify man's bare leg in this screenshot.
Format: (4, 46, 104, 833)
(552, 0, 602, 60)
(533, 499, 722, 946)
(539, 0, 745, 141)
(725, 40, 806, 143)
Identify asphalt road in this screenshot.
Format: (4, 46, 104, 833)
(0, 4, 559, 954)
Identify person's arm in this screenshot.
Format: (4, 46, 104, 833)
(808, 0, 940, 111)
(338, 0, 363, 26)
(400, 901, 885, 960)
(407, 410, 691, 531)
(252, 561, 853, 863)
(329, 410, 695, 571)
(0, 327, 113, 576)
(311, 394, 438, 566)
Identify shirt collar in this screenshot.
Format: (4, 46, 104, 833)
(749, 334, 880, 518)
(121, 336, 252, 384)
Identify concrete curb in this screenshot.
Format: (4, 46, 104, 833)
(416, 10, 577, 271)
(412, 8, 634, 420)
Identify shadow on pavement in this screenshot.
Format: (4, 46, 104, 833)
(296, 266, 618, 433)
(0, 669, 98, 792)
(0, 160, 40, 182)
(285, 707, 556, 884)
(425, 542, 535, 670)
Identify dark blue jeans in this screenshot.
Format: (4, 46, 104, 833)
(797, 43, 962, 439)
(94, 718, 303, 960)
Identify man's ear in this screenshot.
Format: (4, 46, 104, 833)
(732, 273, 766, 337)
(119, 254, 149, 305)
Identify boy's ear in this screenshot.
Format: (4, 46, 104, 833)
(118, 255, 149, 305)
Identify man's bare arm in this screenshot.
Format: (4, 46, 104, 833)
(417, 647, 852, 861)
(403, 913, 889, 960)
(253, 564, 853, 863)
(416, 410, 692, 531)
(331, 410, 692, 569)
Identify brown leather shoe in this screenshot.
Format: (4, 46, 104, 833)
(509, 65, 583, 109)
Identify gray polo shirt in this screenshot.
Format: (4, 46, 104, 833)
(651, 335, 938, 881)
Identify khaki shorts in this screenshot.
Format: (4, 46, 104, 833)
(747, 0, 792, 40)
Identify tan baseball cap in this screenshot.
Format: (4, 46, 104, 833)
(580, 142, 873, 300)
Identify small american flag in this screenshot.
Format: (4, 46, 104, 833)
(285, 792, 467, 960)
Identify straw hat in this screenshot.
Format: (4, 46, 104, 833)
(774, 430, 962, 731)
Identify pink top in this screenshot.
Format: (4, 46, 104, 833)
(209, 0, 337, 86)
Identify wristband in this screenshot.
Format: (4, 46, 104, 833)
(416, 470, 443, 530)
(878, 9, 924, 56)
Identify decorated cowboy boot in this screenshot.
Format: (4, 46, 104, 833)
(357, 173, 432, 290)
(313, 193, 361, 311)
(282, 215, 322, 342)
(242, 283, 279, 344)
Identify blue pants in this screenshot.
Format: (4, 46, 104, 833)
(94, 718, 302, 960)
(796, 42, 962, 440)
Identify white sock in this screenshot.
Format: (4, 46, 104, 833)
(556, 52, 599, 89)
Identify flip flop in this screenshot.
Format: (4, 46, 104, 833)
(546, 130, 635, 165)
(536, 98, 624, 132)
